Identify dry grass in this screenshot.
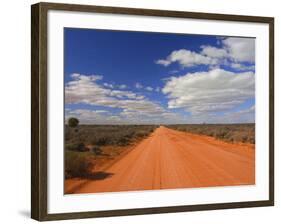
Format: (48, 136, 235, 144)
(64, 125, 157, 179)
(65, 125, 157, 146)
(65, 150, 95, 179)
(165, 124, 255, 144)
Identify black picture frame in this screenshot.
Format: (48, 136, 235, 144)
(31, 2, 274, 221)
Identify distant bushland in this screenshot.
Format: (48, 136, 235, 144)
(65, 125, 157, 147)
(165, 123, 255, 144)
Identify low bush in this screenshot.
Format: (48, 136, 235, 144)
(91, 146, 102, 155)
(117, 137, 130, 146)
(68, 117, 79, 128)
(65, 142, 87, 152)
(135, 130, 148, 138)
(95, 136, 110, 146)
(214, 130, 228, 139)
(166, 124, 255, 144)
(176, 127, 186, 132)
(65, 125, 157, 147)
(65, 151, 95, 179)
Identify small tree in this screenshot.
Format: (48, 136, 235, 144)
(68, 117, 79, 128)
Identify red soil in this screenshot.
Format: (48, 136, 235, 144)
(65, 126, 255, 194)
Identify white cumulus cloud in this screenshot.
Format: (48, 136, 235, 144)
(162, 68, 255, 114)
(65, 73, 185, 124)
(103, 82, 114, 88)
(156, 49, 217, 68)
(200, 45, 228, 58)
(230, 63, 255, 71)
(222, 37, 255, 62)
(135, 82, 143, 89)
(156, 37, 255, 68)
(145, 86, 154, 91)
(118, 84, 127, 89)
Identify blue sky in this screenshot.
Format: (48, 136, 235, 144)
(64, 28, 255, 124)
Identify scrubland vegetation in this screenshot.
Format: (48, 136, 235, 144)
(65, 150, 95, 179)
(65, 120, 255, 179)
(166, 124, 255, 144)
(65, 125, 157, 147)
(65, 124, 157, 178)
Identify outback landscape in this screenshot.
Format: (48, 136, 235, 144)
(64, 28, 256, 194)
(65, 121, 255, 194)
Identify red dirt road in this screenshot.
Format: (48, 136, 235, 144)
(66, 126, 255, 194)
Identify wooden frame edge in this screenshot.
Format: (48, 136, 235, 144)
(31, 2, 274, 221)
(40, 200, 273, 221)
(31, 3, 48, 221)
(36, 2, 274, 23)
(31, 3, 40, 220)
(269, 18, 274, 204)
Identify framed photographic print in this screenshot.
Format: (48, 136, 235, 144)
(31, 2, 274, 221)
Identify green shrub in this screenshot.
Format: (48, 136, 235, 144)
(177, 127, 186, 132)
(241, 136, 248, 143)
(214, 130, 228, 139)
(136, 130, 148, 138)
(91, 146, 102, 155)
(65, 151, 95, 178)
(117, 137, 130, 146)
(68, 117, 79, 128)
(65, 142, 86, 152)
(95, 136, 110, 146)
(124, 132, 135, 138)
(249, 137, 255, 144)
